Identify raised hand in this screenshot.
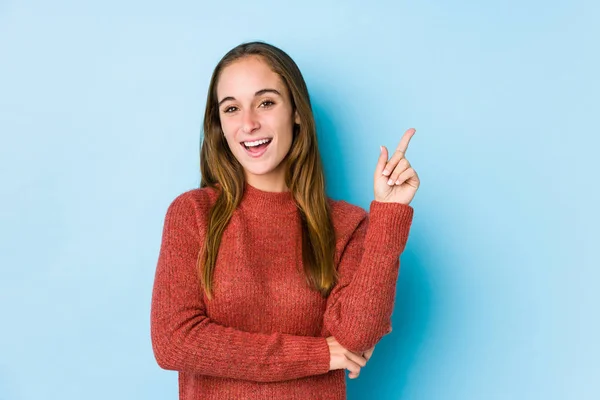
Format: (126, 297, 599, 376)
(374, 128, 420, 204)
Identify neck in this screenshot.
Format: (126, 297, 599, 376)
(247, 180, 289, 192)
(244, 168, 288, 193)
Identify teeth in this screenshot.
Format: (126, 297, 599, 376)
(244, 138, 271, 147)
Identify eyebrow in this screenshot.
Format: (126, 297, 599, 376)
(218, 88, 282, 107)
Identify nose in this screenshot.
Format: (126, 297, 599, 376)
(241, 109, 260, 134)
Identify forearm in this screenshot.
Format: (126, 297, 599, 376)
(323, 201, 414, 353)
(151, 312, 331, 382)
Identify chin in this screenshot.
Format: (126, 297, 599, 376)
(244, 165, 277, 176)
(242, 157, 287, 177)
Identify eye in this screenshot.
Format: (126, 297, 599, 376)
(223, 106, 238, 113)
(260, 100, 275, 108)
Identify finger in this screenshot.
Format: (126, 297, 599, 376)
(375, 145, 389, 178)
(346, 351, 367, 367)
(345, 359, 362, 376)
(395, 167, 417, 186)
(349, 371, 360, 379)
(388, 158, 411, 186)
(382, 128, 415, 177)
(364, 347, 374, 361)
(394, 128, 416, 159)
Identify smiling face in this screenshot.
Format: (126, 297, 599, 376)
(216, 55, 301, 192)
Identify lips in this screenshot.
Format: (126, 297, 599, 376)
(241, 138, 272, 158)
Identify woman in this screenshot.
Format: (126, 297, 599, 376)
(150, 41, 419, 399)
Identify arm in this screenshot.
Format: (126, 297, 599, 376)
(322, 200, 414, 354)
(150, 192, 331, 382)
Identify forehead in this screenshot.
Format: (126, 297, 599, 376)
(216, 56, 285, 99)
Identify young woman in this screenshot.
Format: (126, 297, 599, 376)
(150, 41, 419, 399)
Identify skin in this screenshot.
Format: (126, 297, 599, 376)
(217, 55, 300, 193)
(376, 127, 420, 205)
(216, 55, 420, 379)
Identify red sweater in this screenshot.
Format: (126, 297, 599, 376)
(150, 181, 414, 399)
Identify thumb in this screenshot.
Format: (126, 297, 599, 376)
(375, 145, 388, 177)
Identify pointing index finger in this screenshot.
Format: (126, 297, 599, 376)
(394, 128, 416, 157)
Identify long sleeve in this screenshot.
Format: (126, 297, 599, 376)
(150, 192, 331, 382)
(322, 200, 414, 354)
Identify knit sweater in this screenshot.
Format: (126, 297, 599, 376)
(150, 181, 414, 399)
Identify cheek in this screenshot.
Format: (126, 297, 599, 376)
(270, 114, 294, 139)
(220, 119, 232, 135)
(221, 129, 238, 151)
(278, 121, 294, 147)
(220, 122, 237, 144)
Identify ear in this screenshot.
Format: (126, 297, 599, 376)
(294, 110, 301, 125)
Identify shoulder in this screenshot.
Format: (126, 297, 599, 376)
(163, 186, 219, 226)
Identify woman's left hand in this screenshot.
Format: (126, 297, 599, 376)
(374, 128, 420, 205)
(348, 344, 378, 379)
(347, 326, 392, 379)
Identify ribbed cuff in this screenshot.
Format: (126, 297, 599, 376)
(284, 336, 331, 377)
(365, 201, 414, 256)
(313, 337, 332, 375)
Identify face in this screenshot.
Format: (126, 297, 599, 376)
(216, 55, 300, 191)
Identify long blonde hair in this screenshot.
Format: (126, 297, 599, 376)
(199, 41, 337, 300)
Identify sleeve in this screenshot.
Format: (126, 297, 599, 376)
(150, 192, 331, 382)
(322, 200, 414, 354)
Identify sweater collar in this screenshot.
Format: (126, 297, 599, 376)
(240, 181, 298, 214)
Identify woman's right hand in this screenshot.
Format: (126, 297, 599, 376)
(326, 336, 368, 379)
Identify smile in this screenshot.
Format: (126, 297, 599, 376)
(240, 138, 273, 158)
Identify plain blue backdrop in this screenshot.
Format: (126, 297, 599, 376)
(1, 1, 598, 399)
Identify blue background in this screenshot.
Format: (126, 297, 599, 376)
(1, 1, 598, 399)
